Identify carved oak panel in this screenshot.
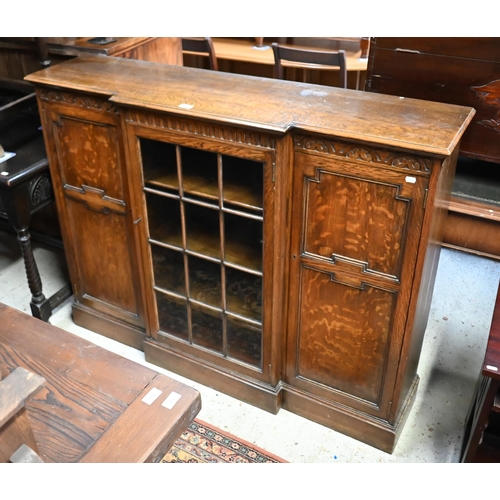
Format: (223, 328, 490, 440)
(298, 152, 426, 279)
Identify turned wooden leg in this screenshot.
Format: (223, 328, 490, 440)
(16, 226, 52, 321)
(1, 181, 52, 322)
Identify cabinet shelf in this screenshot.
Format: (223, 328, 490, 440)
(155, 285, 262, 368)
(141, 138, 264, 212)
(152, 245, 262, 322)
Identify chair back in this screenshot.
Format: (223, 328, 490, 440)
(272, 42, 347, 88)
(181, 37, 218, 71)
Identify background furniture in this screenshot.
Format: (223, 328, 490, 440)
(0, 302, 201, 463)
(0, 37, 183, 81)
(0, 80, 71, 321)
(182, 37, 218, 71)
(364, 37, 500, 260)
(182, 37, 368, 89)
(460, 283, 500, 462)
(26, 55, 473, 453)
(271, 42, 347, 87)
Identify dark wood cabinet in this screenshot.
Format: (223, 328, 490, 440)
(365, 37, 500, 260)
(26, 56, 473, 452)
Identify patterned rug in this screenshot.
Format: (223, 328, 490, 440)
(161, 419, 287, 463)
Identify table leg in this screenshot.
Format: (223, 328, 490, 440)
(1, 183, 52, 322)
(16, 226, 52, 321)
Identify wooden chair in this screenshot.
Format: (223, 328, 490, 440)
(271, 42, 347, 88)
(181, 37, 218, 71)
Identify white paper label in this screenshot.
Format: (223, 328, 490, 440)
(405, 176, 417, 184)
(0, 152, 16, 164)
(486, 365, 498, 372)
(162, 391, 182, 409)
(142, 387, 162, 405)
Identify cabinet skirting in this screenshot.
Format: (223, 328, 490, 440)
(143, 338, 282, 414)
(281, 376, 419, 454)
(72, 302, 146, 351)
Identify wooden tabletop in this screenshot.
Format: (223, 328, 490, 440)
(26, 55, 475, 156)
(211, 38, 368, 72)
(0, 303, 201, 462)
(484, 284, 500, 381)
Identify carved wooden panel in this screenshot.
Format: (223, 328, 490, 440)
(66, 202, 138, 315)
(298, 152, 426, 279)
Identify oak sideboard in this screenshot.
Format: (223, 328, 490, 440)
(25, 56, 474, 453)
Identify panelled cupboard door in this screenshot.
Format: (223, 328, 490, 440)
(286, 147, 429, 420)
(40, 92, 145, 328)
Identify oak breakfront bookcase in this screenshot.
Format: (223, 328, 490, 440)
(26, 56, 474, 453)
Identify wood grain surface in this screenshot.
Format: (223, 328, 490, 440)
(25, 55, 475, 155)
(0, 303, 200, 462)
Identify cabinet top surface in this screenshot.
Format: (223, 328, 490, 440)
(25, 55, 475, 156)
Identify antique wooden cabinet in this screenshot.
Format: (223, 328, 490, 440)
(26, 56, 474, 452)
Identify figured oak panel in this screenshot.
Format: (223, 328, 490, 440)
(67, 202, 138, 315)
(46, 100, 143, 324)
(297, 267, 395, 403)
(303, 167, 412, 279)
(55, 116, 124, 200)
(287, 145, 429, 416)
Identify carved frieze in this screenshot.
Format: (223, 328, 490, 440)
(29, 174, 53, 209)
(39, 89, 118, 114)
(472, 79, 500, 133)
(294, 135, 432, 173)
(125, 110, 276, 150)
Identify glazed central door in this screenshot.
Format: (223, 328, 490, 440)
(286, 149, 429, 419)
(128, 124, 279, 386)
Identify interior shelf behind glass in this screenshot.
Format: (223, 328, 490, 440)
(141, 137, 265, 370)
(222, 155, 263, 212)
(141, 138, 178, 192)
(180, 146, 218, 201)
(146, 192, 182, 248)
